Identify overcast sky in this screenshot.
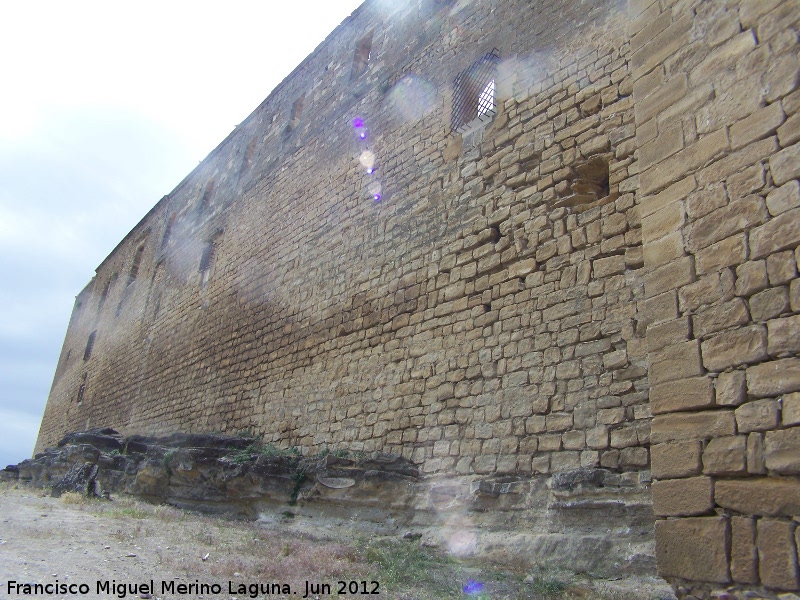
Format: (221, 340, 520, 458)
(0, 0, 367, 467)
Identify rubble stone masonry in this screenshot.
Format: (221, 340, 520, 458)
(35, 0, 799, 596)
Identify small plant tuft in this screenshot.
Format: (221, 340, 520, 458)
(162, 449, 176, 468)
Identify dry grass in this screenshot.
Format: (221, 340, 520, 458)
(2, 484, 674, 599)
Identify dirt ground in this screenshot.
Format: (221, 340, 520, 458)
(0, 484, 675, 600)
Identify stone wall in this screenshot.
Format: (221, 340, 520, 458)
(40, 0, 646, 479)
(34, 0, 800, 595)
(629, 0, 800, 595)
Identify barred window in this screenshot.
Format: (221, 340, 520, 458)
(451, 48, 500, 133)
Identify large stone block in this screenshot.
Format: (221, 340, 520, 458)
(655, 517, 730, 583)
(686, 195, 769, 253)
(693, 298, 749, 339)
(702, 435, 747, 475)
(715, 477, 800, 516)
(650, 376, 714, 414)
(716, 370, 747, 406)
(735, 399, 781, 433)
(695, 233, 747, 275)
(750, 207, 800, 259)
(651, 410, 735, 444)
(768, 314, 800, 356)
(771, 142, 800, 186)
(648, 340, 703, 385)
(701, 325, 768, 372)
(747, 358, 800, 397)
(750, 286, 791, 322)
(731, 516, 758, 584)
(757, 519, 800, 590)
(784, 391, 800, 426)
(651, 440, 702, 479)
(766, 180, 800, 217)
(644, 257, 696, 298)
(735, 260, 768, 297)
(765, 427, 800, 474)
(730, 101, 785, 150)
(652, 476, 714, 516)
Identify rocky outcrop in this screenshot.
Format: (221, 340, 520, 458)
(2, 429, 656, 578)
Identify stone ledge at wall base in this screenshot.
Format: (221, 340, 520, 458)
(1, 428, 656, 579)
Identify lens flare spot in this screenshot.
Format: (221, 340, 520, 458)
(444, 514, 477, 557)
(463, 580, 484, 595)
(360, 132, 366, 139)
(352, 117, 364, 128)
(368, 181, 382, 201)
(359, 151, 376, 170)
(388, 74, 436, 123)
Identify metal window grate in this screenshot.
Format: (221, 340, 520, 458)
(451, 48, 500, 133)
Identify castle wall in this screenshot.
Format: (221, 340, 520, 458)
(40, 0, 646, 478)
(629, 0, 800, 594)
(35, 0, 800, 595)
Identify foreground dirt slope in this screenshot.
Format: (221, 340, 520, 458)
(0, 485, 674, 599)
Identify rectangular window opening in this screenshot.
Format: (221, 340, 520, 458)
(83, 331, 97, 361)
(290, 94, 305, 123)
(240, 136, 258, 175)
(127, 243, 146, 286)
(161, 215, 176, 249)
(199, 231, 222, 287)
(197, 179, 216, 215)
(97, 273, 116, 313)
(451, 48, 500, 133)
(76, 373, 87, 404)
(351, 32, 373, 79)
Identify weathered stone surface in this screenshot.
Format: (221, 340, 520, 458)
(651, 440, 702, 479)
(716, 477, 800, 516)
(730, 102, 785, 150)
(735, 399, 781, 433)
(646, 317, 691, 352)
(750, 207, 800, 259)
(701, 325, 768, 372)
(731, 516, 758, 584)
(686, 195, 769, 253)
(770, 142, 800, 186)
(750, 286, 791, 322)
(757, 519, 800, 590)
(767, 251, 798, 285)
(651, 410, 735, 444)
(693, 298, 749, 338)
(784, 391, 800, 426)
(644, 256, 696, 298)
(650, 376, 714, 415)
(747, 432, 766, 475)
(765, 427, 800, 474)
(655, 517, 730, 583)
(747, 358, 800, 397)
(735, 260, 768, 297)
(648, 340, 703, 384)
(695, 233, 747, 275)
(652, 477, 713, 516)
(768, 314, 800, 356)
(716, 370, 747, 406)
(767, 180, 800, 216)
(703, 435, 747, 475)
